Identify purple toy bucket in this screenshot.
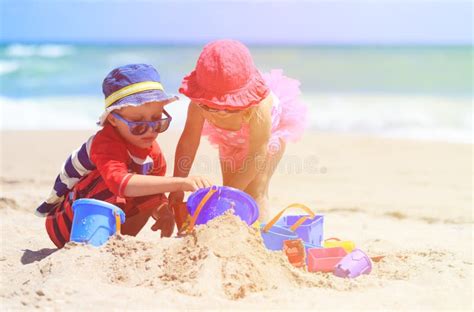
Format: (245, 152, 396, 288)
(262, 203, 323, 250)
(186, 186, 259, 227)
(333, 249, 372, 278)
(276, 214, 324, 246)
(260, 224, 299, 251)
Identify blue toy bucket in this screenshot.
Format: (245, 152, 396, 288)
(70, 199, 126, 247)
(259, 224, 298, 250)
(186, 186, 259, 229)
(276, 214, 324, 246)
(261, 203, 322, 250)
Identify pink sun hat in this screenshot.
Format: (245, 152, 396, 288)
(179, 39, 270, 110)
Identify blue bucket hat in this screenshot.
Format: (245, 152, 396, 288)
(98, 64, 178, 125)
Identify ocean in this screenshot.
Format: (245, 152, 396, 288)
(0, 44, 472, 143)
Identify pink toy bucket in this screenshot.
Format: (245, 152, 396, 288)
(307, 247, 347, 273)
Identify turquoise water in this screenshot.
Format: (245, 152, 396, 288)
(0, 44, 472, 142)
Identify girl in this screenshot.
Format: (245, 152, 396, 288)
(170, 40, 307, 221)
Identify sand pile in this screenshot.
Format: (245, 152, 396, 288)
(100, 212, 355, 300)
(8, 213, 357, 306)
(2, 211, 469, 308)
(158, 212, 353, 299)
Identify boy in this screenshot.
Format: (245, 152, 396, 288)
(36, 64, 211, 248)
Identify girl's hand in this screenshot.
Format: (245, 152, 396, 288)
(180, 176, 212, 192)
(151, 203, 175, 237)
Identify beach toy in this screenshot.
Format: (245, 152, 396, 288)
(260, 224, 298, 250)
(283, 239, 306, 269)
(323, 237, 356, 253)
(303, 243, 320, 264)
(172, 202, 189, 232)
(186, 186, 259, 231)
(70, 199, 125, 247)
(261, 203, 323, 250)
(276, 214, 324, 247)
(333, 249, 372, 278)
(307, 247, 347, 273)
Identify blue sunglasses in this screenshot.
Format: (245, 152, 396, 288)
(111, 110, 172, 135)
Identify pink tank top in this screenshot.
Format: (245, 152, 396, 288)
(201, 92, 281, 168)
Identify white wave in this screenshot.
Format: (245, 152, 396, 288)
(37, 45, 75, 58)
(0, 96, 189, 130)
(5, 44, 75, 58)
(305, 93, 473, 143)
(0, 96, 102, 130)
(4, 44, 36, 57)
(0, 61, 20, 75)
(1, 94, 471, 144)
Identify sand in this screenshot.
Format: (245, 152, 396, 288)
(0, 130, 472, 310)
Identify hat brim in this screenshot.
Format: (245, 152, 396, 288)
(98, 89, 179, 126)
(179, 69, 270, 111)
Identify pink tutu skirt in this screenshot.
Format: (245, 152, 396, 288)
(202, 69, 308, 169)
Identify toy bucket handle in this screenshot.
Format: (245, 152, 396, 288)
(263, 203, 315, 233)
(187, 185, 219, 232)
(115, 211, 121, 235)
(325, 237, 341, 242)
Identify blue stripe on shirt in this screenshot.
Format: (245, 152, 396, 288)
(77, 143, 95, 171)
(64, 156, 81, 179)
(53, 175, 69, 197)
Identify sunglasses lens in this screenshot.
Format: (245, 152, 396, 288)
(153, 119, 171, 133)
(130, 123, 148, 135)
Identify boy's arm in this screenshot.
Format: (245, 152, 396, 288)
(91, 131, 209, 198)
(123, 148, 211, 197)
(122, 174, 210, 197)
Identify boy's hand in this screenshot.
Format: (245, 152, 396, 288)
(169, 191, 185, 207)
(180, 176, 212, 192)
(151, 203, 175, 237)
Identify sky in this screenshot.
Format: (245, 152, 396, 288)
(0, 0, 472, 45)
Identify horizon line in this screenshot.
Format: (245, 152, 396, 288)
(0, 40, 472, 47)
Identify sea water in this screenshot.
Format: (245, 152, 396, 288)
(1, 44, 471, 143)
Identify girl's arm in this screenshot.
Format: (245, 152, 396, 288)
(173, 102, 205, 178)
(169, 102, 206, 205)
(225, 97, 273, 190)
